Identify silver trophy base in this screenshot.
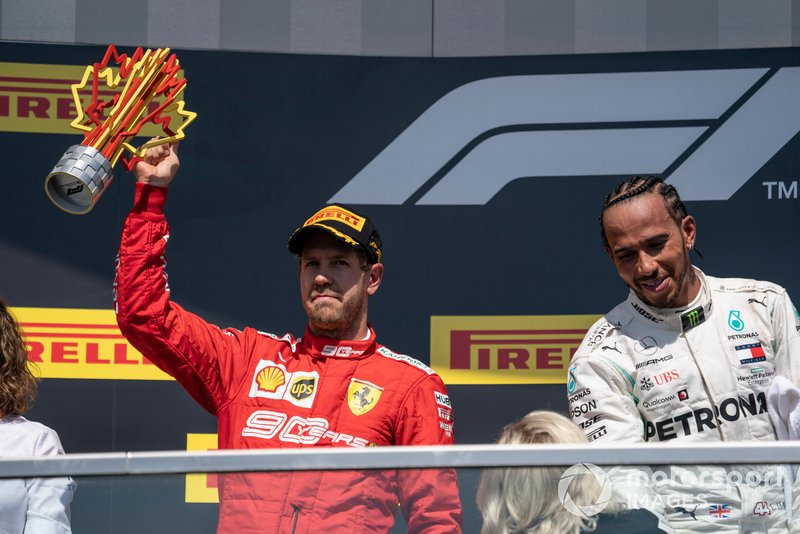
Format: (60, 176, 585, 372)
(45, 145, 114, 215)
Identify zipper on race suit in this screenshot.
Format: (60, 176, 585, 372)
(291, 504, 300, 533)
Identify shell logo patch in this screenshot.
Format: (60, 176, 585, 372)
(347, 378, 383, 416)
(256, 366, 286, 393)
(249, 360, 319, 408)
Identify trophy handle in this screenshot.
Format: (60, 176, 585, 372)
(44, 145, 114, 215)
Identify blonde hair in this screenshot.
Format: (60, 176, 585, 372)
(0, 296, 37, 417)
(477, 411, 600, 534)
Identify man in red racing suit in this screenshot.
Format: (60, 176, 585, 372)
(114, 142, 463, 533)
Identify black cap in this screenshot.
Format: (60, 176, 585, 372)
(287, 204, 383, 263)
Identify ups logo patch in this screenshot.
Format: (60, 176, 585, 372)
(290, 377, 316, 400)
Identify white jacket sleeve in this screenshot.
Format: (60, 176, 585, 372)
(773, 289, 800, 384)
(23, 427, 75, 534)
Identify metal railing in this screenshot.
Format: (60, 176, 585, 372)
(1, 441, 800, 478)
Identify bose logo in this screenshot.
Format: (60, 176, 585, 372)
(330, 68, 800, 205)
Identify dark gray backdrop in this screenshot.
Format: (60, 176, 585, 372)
(2, 42, 797, 532)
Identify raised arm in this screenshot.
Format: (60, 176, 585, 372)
(114, 142, 246, 414)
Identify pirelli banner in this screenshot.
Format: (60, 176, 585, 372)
(0, 61, 180, 136)
(16, 307, 170, 380)
(431, 315, 599, 384)
(2, 41, 799, 533)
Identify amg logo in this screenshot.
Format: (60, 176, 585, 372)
(635, 354, 674, 369)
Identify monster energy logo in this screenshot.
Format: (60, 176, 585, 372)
(681, 306, 706, 331)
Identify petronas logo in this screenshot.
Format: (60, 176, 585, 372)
(567, 365, 577, 394)
(728, 310, 745, 332)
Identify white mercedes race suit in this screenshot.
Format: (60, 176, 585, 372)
(568, 268, 800, 533)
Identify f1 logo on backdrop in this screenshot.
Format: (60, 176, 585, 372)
(330, 68, 800, 205)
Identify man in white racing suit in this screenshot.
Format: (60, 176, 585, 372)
(568, 175, 800, 533)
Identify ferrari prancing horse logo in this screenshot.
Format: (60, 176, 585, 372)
(347, 378, 383, 416)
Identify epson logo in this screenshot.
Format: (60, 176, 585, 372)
(570, 400, 597, 418)
(330, 68, 800, 206)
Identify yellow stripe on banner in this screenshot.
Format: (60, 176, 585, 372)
(430, 315, 600, 385)
(14, 307, 173, 381)
(0, 61, 178, 135)
(185, 433, 220, 503)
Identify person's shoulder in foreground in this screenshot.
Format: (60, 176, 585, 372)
(0, 416, 65, 455)
(0, 297, 76, 534)
(477, 410, 666, 534)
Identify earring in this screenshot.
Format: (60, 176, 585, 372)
(688, 241, 695, 250)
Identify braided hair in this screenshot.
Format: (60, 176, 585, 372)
(0, 297, 38, 417)
(599, 176, 688, 247)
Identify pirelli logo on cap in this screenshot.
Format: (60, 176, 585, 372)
(304, 206, 365, 232)
(15, 307, 172, 381)
(0, 61, 175, 135)
(430, 315, 599, 384)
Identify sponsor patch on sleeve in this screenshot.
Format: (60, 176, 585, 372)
(434, 391, 451, 408)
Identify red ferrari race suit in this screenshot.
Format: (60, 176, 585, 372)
(114, 184, 463, 534)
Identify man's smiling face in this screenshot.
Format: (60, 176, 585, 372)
(602, 192, 699, 309)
